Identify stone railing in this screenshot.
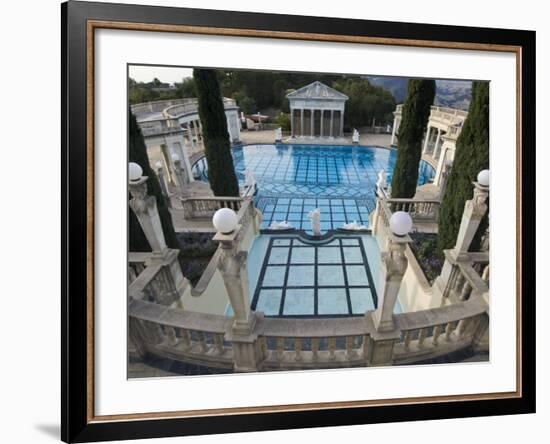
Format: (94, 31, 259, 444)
(394, 104, 468, 123)
(128, 290, 488, 370)
(180, 196, 244, 219)
(131, 98, 196, 116)
(138, 118, 183, 137)
(163, 98, 238, 119)
(387, 198, 440, 223)
(445, 124, 463, 140)
(128, 262, 179, 305)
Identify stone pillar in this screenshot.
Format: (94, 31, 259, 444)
(432, 180, 489, 303)
(320, 110, 324, 137)
(214, 227, 262, 372)
(300, 109, 304, 137)
(390, 116, 397, 146)
(310, 109, 315, 138)
(371, 233, 411, 332)
(330, 110, 334, 138)
(339, 110, 344, 137)
(129, 174, 187, 301)
(434, 146, 448, 187)
(290, 108, 295, 137)
(129, 176, 167, 253)
(422, 125, 432, 154)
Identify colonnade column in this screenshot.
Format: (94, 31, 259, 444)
(310, 109, 314, 138)
(300, 109, 304, 137)
(390, 116, 397, 145)
(329, 110, 334, 138)
(290, 108, 295, 137)
(433, 128, 442, 159)
(320, 110, 324, 137)
(422, 125, 432, 153)
(339, 111, 344, 137)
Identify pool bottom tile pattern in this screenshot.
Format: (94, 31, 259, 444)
(251, 235, 378, 317)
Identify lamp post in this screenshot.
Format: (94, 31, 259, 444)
(212, 208, 261, 371)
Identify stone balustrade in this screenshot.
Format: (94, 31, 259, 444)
(387, 198, 440, 222)
(181, 196, 244, 219)
(139, 118, 183, 137)
(163, 98, 237, 119)
(128, 288, 488, 370)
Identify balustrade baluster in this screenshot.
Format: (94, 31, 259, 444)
(179, 328, 191, 350)
(403, 331, 412, 349)
(213, 334, 224, 355)
(432, 325, 442, 345)
(460, 282, 472, 301)
(363, 335, 370, 362)
(165, 326, 178, 346)
(276, 337, 284, 362)
(418, 328, 427, 347)
(294, 337, 302, 361)
(197, 331, 207, 352)
(445, 322, 455, 341)
(328, 337, 336, 361)
(456, 318, 469, 338)
(311, 337, 319, 361)
(346, 336, 354, 359)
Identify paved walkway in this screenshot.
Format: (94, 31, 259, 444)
(239, 130, 393, 148)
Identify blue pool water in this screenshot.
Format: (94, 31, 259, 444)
(193, 144, 435, 233)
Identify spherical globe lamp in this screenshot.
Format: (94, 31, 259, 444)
(389, 211, 413, 237)
(128, 162, 143, 182)
(212, 208, 239, 234)
(477, 169, 490, 187)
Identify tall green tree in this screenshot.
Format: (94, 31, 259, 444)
(438, 81, 489, 252)
(391, 79, 436, 198)
(193, 68, 239, 197)
(128, 110, 179, 252)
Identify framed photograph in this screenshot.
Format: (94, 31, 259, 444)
(62, 1, 535, 442)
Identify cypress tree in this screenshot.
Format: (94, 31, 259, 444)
(128, 110, 180, 252)
(437, 81, 489, 252)
(193, 69, 239, 197)
(391, 79, 436, 198)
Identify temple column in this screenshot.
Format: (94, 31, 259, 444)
(339, 110, 344, 137)
(310, 109, 315, 138)
(330, 110, 334, 138)
(434, 146, 448, 187)
(290, 107, 294, 137)
(300, 109, 304, 137)
(320, 110, 324, 137)
(433, 128, 442, 159)
(422, 125, 432, 154)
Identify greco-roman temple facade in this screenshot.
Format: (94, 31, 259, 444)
(287, 81, 348, 139)
(391, 104, 468, 187)
(131, 98, 241, 190)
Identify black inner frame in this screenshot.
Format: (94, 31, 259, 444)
(62, 1, 536, 442)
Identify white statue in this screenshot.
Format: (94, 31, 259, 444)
(376, 169, 387, 195)
(352, 129, 359, 144)
(308, 208, 322, 236)
(275, 127, 283, 142)
(342, 220, 368, 231)
(244, 168, 256, 188)
(269, 220, 293, 230)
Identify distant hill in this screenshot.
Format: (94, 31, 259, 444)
(367, 77, 472, 110)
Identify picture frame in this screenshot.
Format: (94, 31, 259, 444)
(61, 1, 536, 442)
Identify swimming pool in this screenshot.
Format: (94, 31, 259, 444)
(192, 144, 435, 232)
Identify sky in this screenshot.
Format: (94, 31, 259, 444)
(129, 65, 193, 84)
